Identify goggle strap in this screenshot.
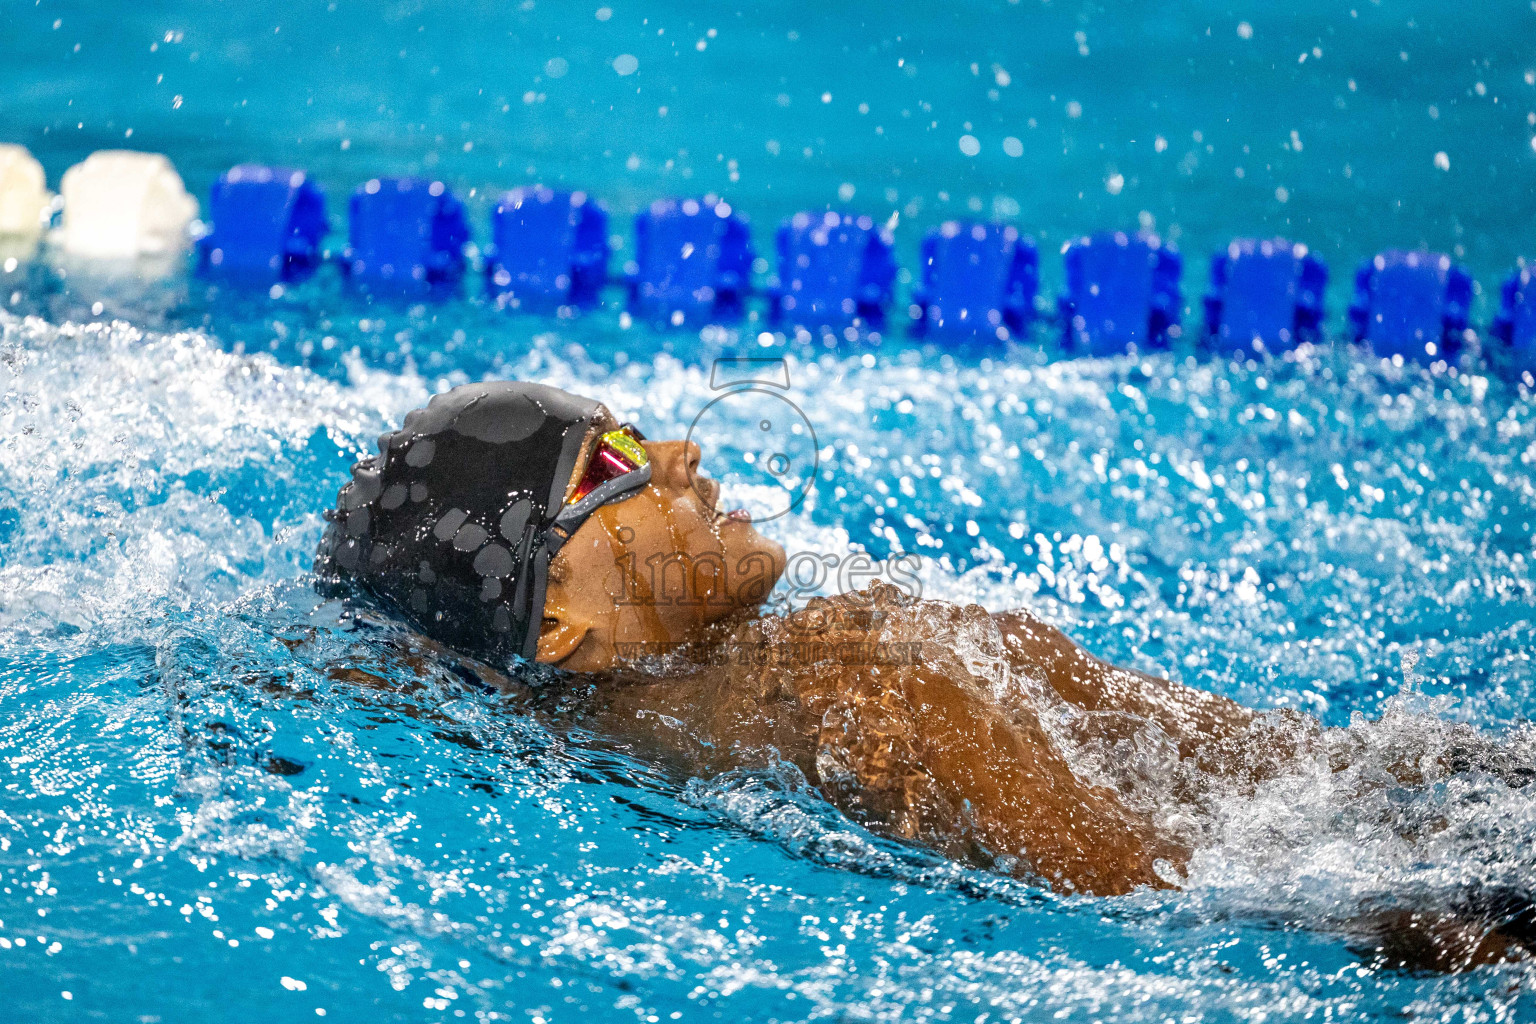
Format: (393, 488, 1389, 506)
(542, 461, 652, 556)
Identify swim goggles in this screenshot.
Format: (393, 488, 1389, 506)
(543, 424, 652, 554)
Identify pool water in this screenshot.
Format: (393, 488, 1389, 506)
(5, 2, 1536, 1021)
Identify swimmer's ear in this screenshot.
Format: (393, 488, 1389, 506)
(535, 615, 590, 665)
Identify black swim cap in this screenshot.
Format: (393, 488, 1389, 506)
(314, 381, 638, 664)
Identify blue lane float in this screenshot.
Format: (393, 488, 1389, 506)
(485, 187, 608, 310)
(341, 177, 468, 296)
(1347, 250, 1473, 363)
(27, 141, 1535, 372)
(198, 164, 328, 282)
(1203, 238, 1327, 355)
(1491, 265, 1536, 366)
(626, 196, 752, 325)
(1059, 231, 1181, 355)
(767, 211, 896, 332)
(910, 221, 1038, 340)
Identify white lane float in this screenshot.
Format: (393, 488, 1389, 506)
(0, 144, 55, 267)
(0, 144, 53, 238)
(56, 150, 198, 260)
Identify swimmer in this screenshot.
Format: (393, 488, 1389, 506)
(315, 381, 1532, 969)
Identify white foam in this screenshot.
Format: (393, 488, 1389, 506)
(0, 313, 425, 640)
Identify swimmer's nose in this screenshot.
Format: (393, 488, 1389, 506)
(644, 439, 702, 492)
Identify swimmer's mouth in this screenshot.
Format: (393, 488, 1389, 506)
(699, 477, 752, 523)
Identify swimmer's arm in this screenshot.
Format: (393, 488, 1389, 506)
(518, 663, 1176, 895)
(795, 660, 1180, 895)
(991, 608, 1256, 755)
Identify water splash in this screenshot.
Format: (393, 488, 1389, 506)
(5, 313, 1536, 1020)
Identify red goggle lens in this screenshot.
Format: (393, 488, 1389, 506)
(572, 426, 647, 501)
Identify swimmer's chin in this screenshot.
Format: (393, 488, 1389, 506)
(762, 538, 788, 593)
(732, 524, 786, 595)
(738, 519, 784, 553)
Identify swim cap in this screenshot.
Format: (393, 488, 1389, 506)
(314, 381, 628, 664)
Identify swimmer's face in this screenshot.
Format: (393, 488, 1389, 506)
(536, 407, 786, 671)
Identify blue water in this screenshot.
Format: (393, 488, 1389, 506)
(6, 2, 1536, 1021)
